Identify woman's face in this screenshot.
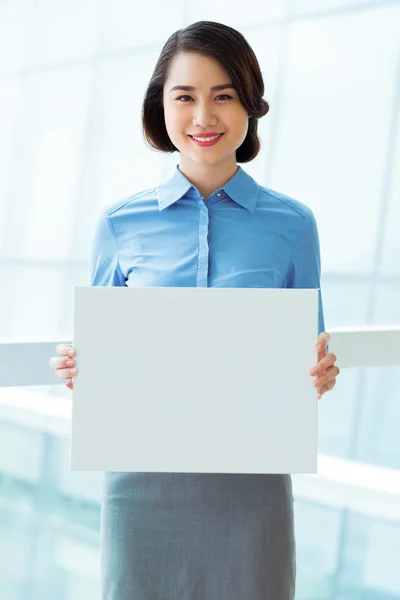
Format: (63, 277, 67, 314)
(162, 52, 250, 167)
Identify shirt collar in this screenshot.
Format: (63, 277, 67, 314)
(157, 164, 260, 213)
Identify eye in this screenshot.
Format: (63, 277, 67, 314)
(175, 94, 233, 102)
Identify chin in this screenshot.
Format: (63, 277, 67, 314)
(192, 154, 225, 166)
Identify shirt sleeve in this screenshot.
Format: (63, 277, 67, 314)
(88, 208, 126, 287)
(286, 209, 326, 340)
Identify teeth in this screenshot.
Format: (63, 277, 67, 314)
(192, 135, 220, 142)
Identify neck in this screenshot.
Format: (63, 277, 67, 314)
(178, 156, 238, 200)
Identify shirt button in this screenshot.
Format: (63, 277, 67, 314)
(216, 193, 222, 197)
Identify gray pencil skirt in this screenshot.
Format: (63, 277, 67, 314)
(100, 472, 296, 600)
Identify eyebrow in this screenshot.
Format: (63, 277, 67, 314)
(169, 83, 236, 93)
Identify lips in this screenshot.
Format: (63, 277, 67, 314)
(188, 133, 225, 147)
(188, 133, 224, 138)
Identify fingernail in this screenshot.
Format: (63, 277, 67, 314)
(66, 360, 74, 367)
(70, 368, 77, 375)
(68, 350, 75, 357)
(310, 369, 316, 375)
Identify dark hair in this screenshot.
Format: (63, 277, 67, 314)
(142, 21, 270, 163)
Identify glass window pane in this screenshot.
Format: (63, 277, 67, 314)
(321, 279, 370, 328)
(72, 52, 168, 261)
(58, 265, 91, 341)
(373, 283, 400, 326)
(0, 263, 88, 341)
(188, 0, 287, 26)
(0, 508, 33, 598)
(3, 66, 92, 261)
(317, 362, 400, 470)
(363, 520, 400, 597)
(380, 118, 400, 277)
(30, 0, 102, 66)
(293, 501, 341, 599)
(241, 28, 286, 183)
(3, 378, 400, 599)
(318, 367, 359, 458)
(335, 513, 400, 597)
(102, 0, 185, 51)
(0, 266, 70, 340)
(0, 0, 34, 74)
(0, 384, 101, 600)
(268, 5, 400, 274)
(1, 2, 400, 598)
(0, 421, 42, 481)
(355, 365, 400, 470)
(0, 79, 21, 236)
(290, 0, 385, 16)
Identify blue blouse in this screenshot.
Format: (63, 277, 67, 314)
(89, 164, 325, 335)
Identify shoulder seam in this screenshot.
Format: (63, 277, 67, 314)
(285, 208, 314, 287)
(104, 208, 124, 278)
(260, 186, 308, 220)
(107, 187, 157, 215)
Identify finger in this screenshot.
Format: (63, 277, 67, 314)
(325, 379, 336, 392)
(54, 366, 78, 380)
(317, 344, 328, 362)
(310, 353, 337, 375)
(316, 331, 330, 352)
(55, 343, 75, 357)
(49, 356, 75, 369)
(314, 365, 339, 389)
(314, 365, 338, 387)
(317, 378, 336, 399)
(310, 365, 327, 381)
(66, 378, 74, 390)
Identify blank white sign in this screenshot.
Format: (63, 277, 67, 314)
(70, 287, 319, 474)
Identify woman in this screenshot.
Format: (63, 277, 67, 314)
(49, 20, 339, 600)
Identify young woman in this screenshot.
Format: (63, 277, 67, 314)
(50, 20, 339, 600)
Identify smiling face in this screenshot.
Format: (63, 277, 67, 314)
(162, 52, 250, 172)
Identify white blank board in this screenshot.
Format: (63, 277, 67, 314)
(70, 287, 319, 473)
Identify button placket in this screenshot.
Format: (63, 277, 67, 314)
(196, 201, 209, 287)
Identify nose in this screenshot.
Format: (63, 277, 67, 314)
(192, 101, 217, 129)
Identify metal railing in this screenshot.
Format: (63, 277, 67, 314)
(1, 325, 400, 520)
(1, 325, 399, 387)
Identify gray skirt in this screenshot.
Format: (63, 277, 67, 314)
(100, 473, 296, 600)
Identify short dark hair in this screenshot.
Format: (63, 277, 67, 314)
(142, 21, 270, 163)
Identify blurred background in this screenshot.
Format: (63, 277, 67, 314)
(0, 0, 400, 598)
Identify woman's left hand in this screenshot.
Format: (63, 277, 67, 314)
(310, 332, 340, 400)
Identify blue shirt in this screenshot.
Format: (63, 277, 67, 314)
(89, 164, 325, 335)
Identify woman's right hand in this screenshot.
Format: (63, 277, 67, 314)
(49, 343, 78, 390)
